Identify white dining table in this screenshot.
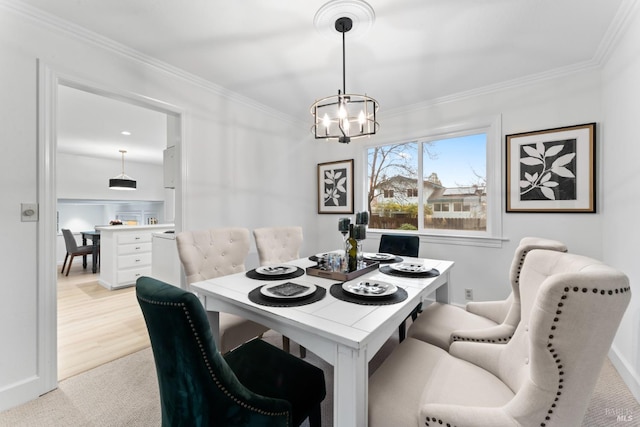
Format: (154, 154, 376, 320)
(190, 255, 454, 427)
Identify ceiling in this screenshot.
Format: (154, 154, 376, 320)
(19, 0, 628, 162)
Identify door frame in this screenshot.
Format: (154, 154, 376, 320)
(37, 60, 186, 395)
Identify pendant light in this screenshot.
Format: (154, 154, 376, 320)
(310, 7, 379, 144)
(109, 149, 136, 190)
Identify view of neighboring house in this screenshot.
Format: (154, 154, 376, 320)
(371, 173, 486, 230)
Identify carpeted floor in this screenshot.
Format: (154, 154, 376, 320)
(0, 330, 637, 426)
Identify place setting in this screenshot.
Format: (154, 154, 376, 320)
(379, 262, 440, 278)
(362, 252, 403, 264)
(248, 280, 327, 307)
(245, 264, 305, 280)
(330, 279, 408, 305)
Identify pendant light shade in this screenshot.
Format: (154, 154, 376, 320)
(310, 13, 379, 144)
(109, 150, 136, 190)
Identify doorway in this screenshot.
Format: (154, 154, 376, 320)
(37, 64, 184, 392)
(56, 85, 174, 380)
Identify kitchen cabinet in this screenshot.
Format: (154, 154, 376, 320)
(97, 224, 173, 290)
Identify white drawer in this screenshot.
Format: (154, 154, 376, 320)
(117, 233, 152, 245)
(118, 253, 152, 269)
(117, 242, 152, 255)
(118, 267, 152, 286)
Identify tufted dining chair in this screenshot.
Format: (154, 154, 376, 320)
(137, 276, 326, 427)
(60, 228, 95, 276)
(369, 249, 631, 426)
(253, 226, 306, 357)
(408, 237, 567, 350)
(253, 226, 304, 266)
(175, 227, 269, 354)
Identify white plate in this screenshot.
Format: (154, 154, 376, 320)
(342, 280, 398, 297)
(255, 265, 297, 276)
(315, 250, 344, 259)
(389, 262, 430, 273)
(260, 282, 316, 299)
(363, 252, 396, 261)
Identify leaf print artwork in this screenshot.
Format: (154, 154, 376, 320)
(324, 167, 348, 207)
(519, 139, 577, 201)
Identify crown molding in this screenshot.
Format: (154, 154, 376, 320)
(383, 59, 601, 118)
(1, 0, 300, 126)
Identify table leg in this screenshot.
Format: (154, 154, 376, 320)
(82, 235, 88, 269)
(204, 306, 221, 350)
(92, 240, 98, 273)
(334, 344, 368, 426)
(435, 271, 450, 303)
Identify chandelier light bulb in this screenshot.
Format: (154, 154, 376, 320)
(323, 113, 331, 129)
(339, 104, 347, 119)
(342, 118, 350, 133)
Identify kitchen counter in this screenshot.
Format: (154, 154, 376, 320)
(97, 224, 174, 289)
(96, 224, 175, 231)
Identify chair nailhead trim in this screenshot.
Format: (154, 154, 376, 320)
(539, 284, 631, 427)
(138, 295, 291, 424)
(451, 334, 513, 343)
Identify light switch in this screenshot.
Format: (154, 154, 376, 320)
(21, 203, 38, 222)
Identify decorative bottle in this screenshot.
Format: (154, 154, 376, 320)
(347, 224, 358, 272)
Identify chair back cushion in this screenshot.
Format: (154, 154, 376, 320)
(378, 234, 419, 257)
(253, 226, 303, 266)
(176, 227, 250, 284)
(498, 237, 568, 328)
(61, 229, 79, 252)
(136, 276, 291, 426)
(490, 250, 630, 426)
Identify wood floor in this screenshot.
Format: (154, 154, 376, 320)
(57, 262, 150, 381)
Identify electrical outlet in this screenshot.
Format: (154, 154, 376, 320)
(465, 288, 473, 301)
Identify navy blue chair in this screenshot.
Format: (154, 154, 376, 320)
(379, 234, 421, 341)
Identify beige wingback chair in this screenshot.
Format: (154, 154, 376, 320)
(369, 249, 631, 427)
(408, 237, 567, 350)
(253, 226, 306, 357)
(176, 227, 269, 354)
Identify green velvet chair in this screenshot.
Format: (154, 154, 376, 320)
(136, 276, 326, 427)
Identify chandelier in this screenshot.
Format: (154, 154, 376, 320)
(310, 14, 379, 144)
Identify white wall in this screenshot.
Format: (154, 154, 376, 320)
(601, 4, 640, 400)
(57, 152, 165, 201)
(0, 3, 313, 409)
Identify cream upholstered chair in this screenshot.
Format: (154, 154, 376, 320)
(369, 249, 631, 427)
(175, 227, 269, 354)
(408, 237, 567, 350)
(253, 226, 304, 266)
(253, 226, 306, 357)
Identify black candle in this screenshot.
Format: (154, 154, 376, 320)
(338, 217, 351, 233)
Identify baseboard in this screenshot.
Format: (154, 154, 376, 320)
(609, 343, 640, 403)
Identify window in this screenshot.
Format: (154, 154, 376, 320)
(365, 117, 501, 242)
(383, 189, 394, 198)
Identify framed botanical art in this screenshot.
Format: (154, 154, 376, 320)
(506, 123, 596, 213)
(318, 159, 354, 214)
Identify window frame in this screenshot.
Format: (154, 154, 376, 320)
(359, 115, 503, 248)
